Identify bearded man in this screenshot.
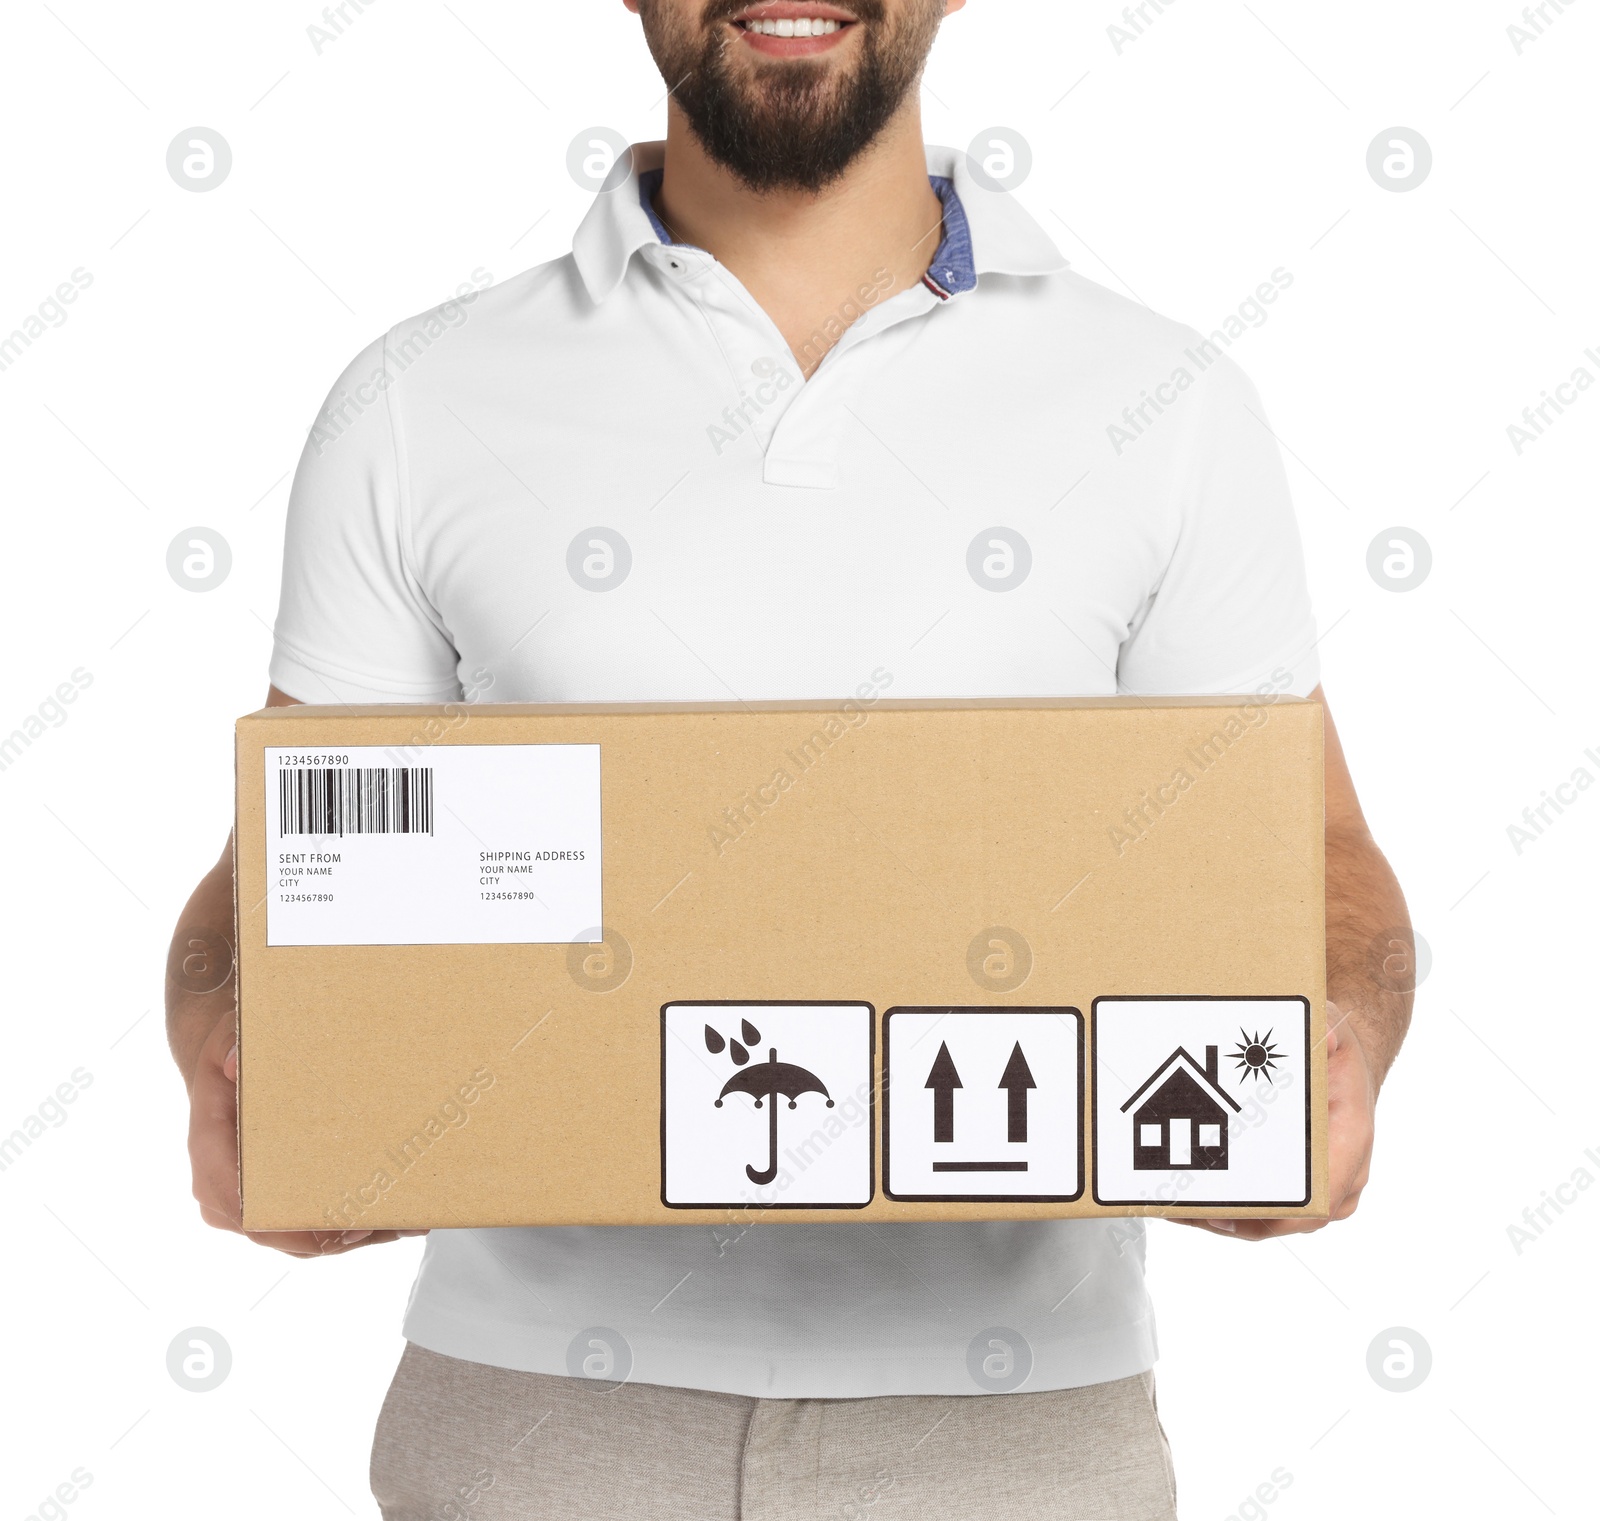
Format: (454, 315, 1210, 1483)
(168, 4, 1411, 1516)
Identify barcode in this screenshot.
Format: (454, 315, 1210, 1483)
(278, 767, 434, 837)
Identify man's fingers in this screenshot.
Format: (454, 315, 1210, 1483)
(189, 1026, 248, 1235)
(187, 1014, 426, 1257)
(1172, 1003, 1377, 1243)
(1173, 1218, 1266, 1239)
(1331, 1185, 1365, 1222)
(189, 1102, 244, 1225)
(198, 1201, 244, 1234)
(235, 1227, 419, 1257)
(1173, 1213, 1342, 1240)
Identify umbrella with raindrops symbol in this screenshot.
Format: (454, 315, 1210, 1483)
(705, 1016, 834, 1185)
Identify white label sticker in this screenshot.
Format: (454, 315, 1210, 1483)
(661, 1003, 874, 1209)
(263, 745, 602, 946)
(884, 1009, 1083, 1201)
(1093, 997, 1311, 1206)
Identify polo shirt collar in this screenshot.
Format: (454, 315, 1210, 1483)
(571, 138, 1067, 305)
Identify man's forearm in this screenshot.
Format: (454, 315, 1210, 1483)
(166, 839, 238, 1091)
(1324, 818, 1413, 1086)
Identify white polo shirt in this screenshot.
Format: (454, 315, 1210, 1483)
(271, 140, 1319, 1398)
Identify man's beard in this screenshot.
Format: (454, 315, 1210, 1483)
(638, 1, 944, 194)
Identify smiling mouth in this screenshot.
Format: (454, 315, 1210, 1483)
(737, 15, 849, 36)
(728, 5, 860, 48)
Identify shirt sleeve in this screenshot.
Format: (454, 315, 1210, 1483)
(1117, 352, 1320, 699)
(269, 332, 463, 705)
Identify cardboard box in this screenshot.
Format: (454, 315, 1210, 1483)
(234, 696, 1327, 1230)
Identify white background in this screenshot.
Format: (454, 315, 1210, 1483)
(1, 1, 1595, 1517)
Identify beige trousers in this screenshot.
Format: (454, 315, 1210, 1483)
(371, 1343, 1178, 1521)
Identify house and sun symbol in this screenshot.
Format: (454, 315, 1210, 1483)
(1122, 1025, 1289, 1172)
(1229, 1028, 1283, 1084)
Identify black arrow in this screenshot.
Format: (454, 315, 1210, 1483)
(925, 1042, 963, 1142)
(998, 1042, 1036, 1143)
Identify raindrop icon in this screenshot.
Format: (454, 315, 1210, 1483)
(742, 1019, 761, 1045)
(730, 1040, 750, 1065)
(704, 1026, 725, 1054)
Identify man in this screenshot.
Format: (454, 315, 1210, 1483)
(168, 1, 1412, 1515)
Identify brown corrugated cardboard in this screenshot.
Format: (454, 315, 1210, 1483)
(235, 695, 1326, 1230)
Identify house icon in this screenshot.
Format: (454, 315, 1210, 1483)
(1119, 1045, 1241, 1171)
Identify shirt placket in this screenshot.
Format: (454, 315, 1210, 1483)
(645, 242, 946, 490)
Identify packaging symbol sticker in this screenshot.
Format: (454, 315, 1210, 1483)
(1093, 997, 1311, 1207)
(884, 1008, 1083, 1201)
(263, 744, 602, 946)
(661, 1002, 874, 1209)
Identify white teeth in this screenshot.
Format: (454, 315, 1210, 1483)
(743, 17, 843, 37)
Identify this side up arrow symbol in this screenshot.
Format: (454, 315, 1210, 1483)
(998, 1042, 1036, 1143)
(925, 1041, 962, 1143)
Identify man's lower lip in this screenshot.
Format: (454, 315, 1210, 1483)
(734, 23, 854, 57)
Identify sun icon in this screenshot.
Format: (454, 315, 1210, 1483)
(1230, 1028, 1282, 1085)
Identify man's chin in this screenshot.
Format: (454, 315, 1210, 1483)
(685, 89, 872, 192)
(652, 0, 934, 194)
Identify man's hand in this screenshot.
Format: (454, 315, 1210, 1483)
(187, 982, 427, 1258)
(173, 684, 426, 1257)
(1178, 1002, 1375, 1241)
